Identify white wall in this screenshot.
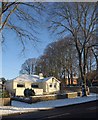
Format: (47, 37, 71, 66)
(15, 88, 25, 96)
(44, 78, 60, 94)
(32, 88, 43, 95)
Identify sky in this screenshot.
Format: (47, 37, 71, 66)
(1, 2, 63, 80)
(2, 26, 54, 80)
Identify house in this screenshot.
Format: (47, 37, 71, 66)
(65, 76, 78, 85)
(5, 74, 60, 96)
(0, 79, 5, 91)
(0, 80, 2, 89)
(5, 74, 43, 96)
(0, 80, 2, 94)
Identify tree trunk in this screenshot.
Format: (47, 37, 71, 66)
(70, 69, 73, 85)
(67, 70, 70, 85)
(78, 53, 84, 82)
(82, 47, 87, 96)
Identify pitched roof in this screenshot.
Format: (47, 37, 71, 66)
(9, 75, 60, 83)
(11, 74, 39, 82)
(36, 77, 61, 83)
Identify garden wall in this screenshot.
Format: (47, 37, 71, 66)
(0, 98, 11, 106)
(12, 92, 81, 104)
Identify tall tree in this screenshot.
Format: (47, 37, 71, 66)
(35, 37, 78, 85)
(48, 2, 97, 96)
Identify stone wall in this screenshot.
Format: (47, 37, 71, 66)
(12, 92, 81, 104)
(0, 98, 11, 106)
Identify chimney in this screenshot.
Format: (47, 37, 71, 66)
(39, 73, 44, 79)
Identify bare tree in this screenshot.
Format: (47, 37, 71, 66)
(1, 2, 44, 50)
(20, 58, 37, 75)
(35, 37, 78, 86)
(47, 2, 97, 96)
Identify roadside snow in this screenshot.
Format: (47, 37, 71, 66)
(0, 93, 97, 116)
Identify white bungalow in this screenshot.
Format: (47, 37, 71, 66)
(5, 74, 43, 96)
(5, 74, 60, 96)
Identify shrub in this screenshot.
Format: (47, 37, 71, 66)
(0, 90, 10, 98)
(24, 88, 35, 97)
(29, 89, 35, 96)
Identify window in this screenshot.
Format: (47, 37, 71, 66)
(50, 84, 52, 87)
(17, 84, 25, 87)
(31, 84, 39, 88)
(54, 83, 57, 88)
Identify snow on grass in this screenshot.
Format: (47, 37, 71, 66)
(0, 93, 98, 116)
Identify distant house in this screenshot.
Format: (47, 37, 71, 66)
(0, 79, 5, 90)
(0, 79, 2, 90)
(65, 76, 78, 85)
(5, 74, 60, 96)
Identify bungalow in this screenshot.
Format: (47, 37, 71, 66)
(5, 74, 60, 96)
(5, 74, 43, 96)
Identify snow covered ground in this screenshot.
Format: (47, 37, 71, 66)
(0, 93, 98, 117)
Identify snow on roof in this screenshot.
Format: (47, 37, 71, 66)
(9, 75, 60, 83)
(37, 77, 60, 83)
(31, 75, 39, 78)
(11, 74, 39, 82)
(36, 77, 52, 82)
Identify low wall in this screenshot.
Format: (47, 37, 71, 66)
(0, 98, 11, 106)
(12, 92, 82, 104)
(12, 94, 66, 104)
(65, 92, 78, 98)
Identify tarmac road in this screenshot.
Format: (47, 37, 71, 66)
(2, 100, 98, 120)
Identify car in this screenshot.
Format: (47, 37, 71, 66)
(92, 80, 98, 86)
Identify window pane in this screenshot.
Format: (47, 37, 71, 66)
(31, 84, 39, 88)
(54, 83, 57, 88)
(17, 84, 25, 87)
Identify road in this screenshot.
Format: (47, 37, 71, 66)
(2, 100, 98, 120)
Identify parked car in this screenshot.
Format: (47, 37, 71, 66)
(92, 80, 98, 86)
